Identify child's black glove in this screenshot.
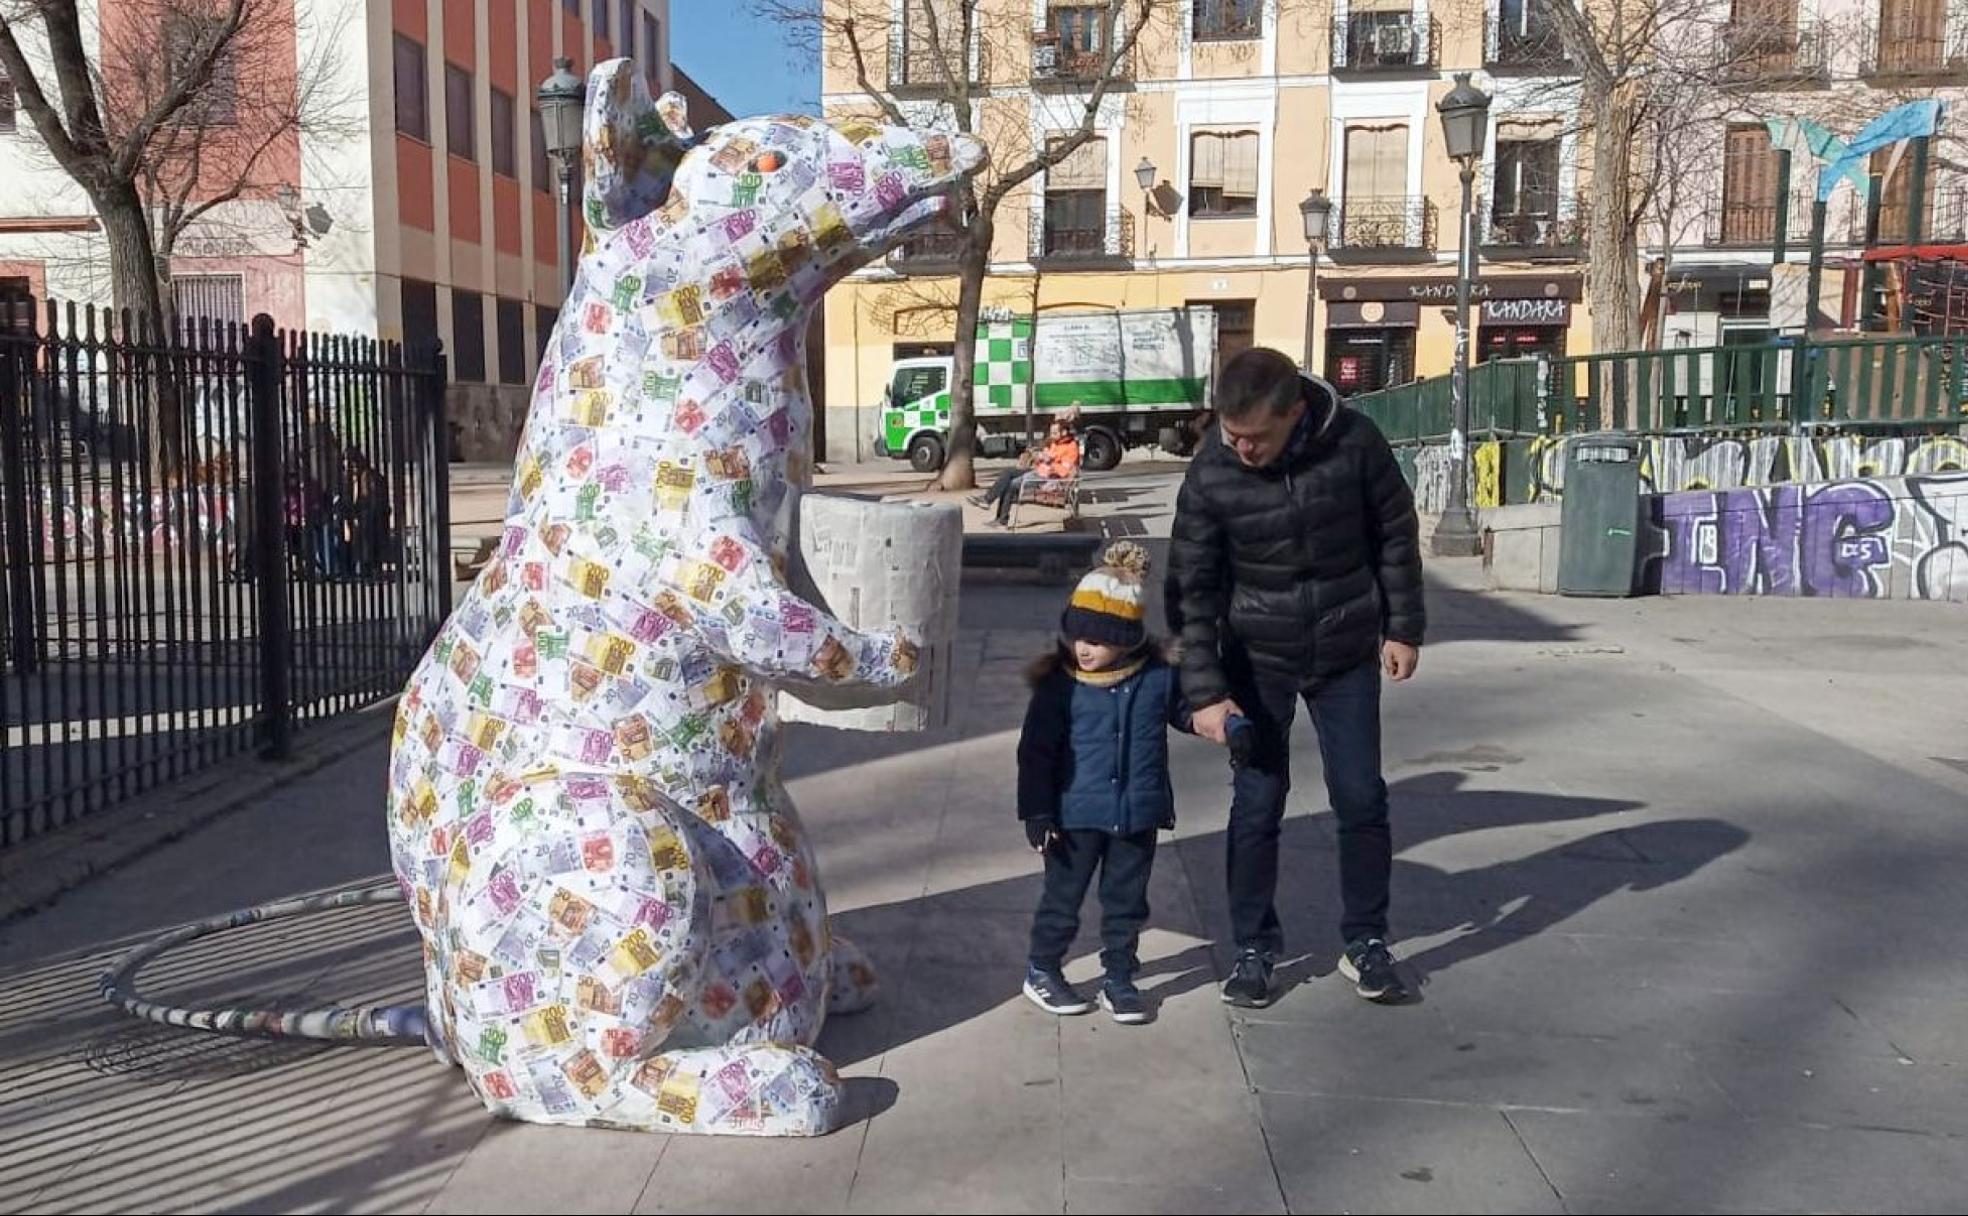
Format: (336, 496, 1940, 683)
(1025, 818, 1059, 852)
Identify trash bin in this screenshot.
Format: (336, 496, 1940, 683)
(1557, 433, 1643, 597)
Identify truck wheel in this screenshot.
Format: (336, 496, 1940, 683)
(907, 433, 946, 473)
(1082, 427, 1123, 472)
(1157, 425, 1193, 457)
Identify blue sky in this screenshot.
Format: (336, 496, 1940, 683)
(672, 8, 821, 118)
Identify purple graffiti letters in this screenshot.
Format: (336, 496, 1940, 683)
(1660, 485, 1801, 595)
(1801, 482, 1894, 598)
(1658, 480, 1898, 598)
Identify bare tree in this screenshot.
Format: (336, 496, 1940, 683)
(133, 2, 358, 315)
(0, 1, 243, 322)
(0, 1, 351, 326)
(1635, 71, 1723, 347)
(762, 0, 1171, 491)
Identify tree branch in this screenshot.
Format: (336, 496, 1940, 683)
(112, 0, 250, 179)
(982, 0, 1148, 208)
(0, 16, 91, 178)
(841, 15, 909, 126)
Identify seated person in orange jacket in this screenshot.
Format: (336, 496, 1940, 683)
(977, 416, 1082, 526)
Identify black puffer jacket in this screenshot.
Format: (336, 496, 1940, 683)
(1168, 377, 1425, 706)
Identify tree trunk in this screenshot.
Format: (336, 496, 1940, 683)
(1586, 92, 1645, 428)
(936, 214, 992, 493)
(97, 182, 181, 476)
(1586, 98, 1643, 356)
(98, 181, 166, 322)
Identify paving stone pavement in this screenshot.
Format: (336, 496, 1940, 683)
(3, 465, 1967, 1214)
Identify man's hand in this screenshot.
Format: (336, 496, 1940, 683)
(1382, 640, 1419, 682)
(1192, 699, 1244, 745)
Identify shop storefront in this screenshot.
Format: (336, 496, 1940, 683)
(1477, 297, 1570, 361)
(1320, 274, 1585, 389)
(1324, 301, 1418, 397)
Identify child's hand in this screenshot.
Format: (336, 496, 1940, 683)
(1024, 819, 1059, 852)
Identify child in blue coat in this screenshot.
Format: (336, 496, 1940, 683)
(1017, 541, 1194, 1025)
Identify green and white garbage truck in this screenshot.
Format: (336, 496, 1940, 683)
(876, 307, 1218, 473)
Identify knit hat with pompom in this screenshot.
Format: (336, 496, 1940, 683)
(1061, 540, 1150, 648)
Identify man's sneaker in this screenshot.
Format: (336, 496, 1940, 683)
(1023, 966, 1094, 1015)
(1339, 938, 1409, 1003)
(1098, 977, 1152, 1025)
(1220, 948, 1276, 1008)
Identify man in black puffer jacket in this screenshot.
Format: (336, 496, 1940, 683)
(1168, 347, 1425, 1008)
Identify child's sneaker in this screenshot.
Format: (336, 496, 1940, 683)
(1023, 966, 1094, 1015)
(1098, 976, 1151, 1025)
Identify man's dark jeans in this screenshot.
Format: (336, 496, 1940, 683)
(1225, 656, 1390, 955)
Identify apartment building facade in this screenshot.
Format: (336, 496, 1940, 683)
(1644, 0, 1967, 349)
(0, 0, 673, 461)
(817, 0, 1598, 463)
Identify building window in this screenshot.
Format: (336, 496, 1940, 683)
(1492, 138, 1560, 218)
(1327, 328, 1416, 397)
(596, 0, 611, 39)
(1495, 0, 1567, 66)
(0, 277, 33, 333)
(172, 275, 246, 327)
(497, 299, 527, 384)
(564, 0, 580, 13)
(452, 289, 487, 382)
(1874, 0, 1947, 73)
(1873, 146, 1938, 243)
(536, 304, 558, 361)
(394, 36, 428, 141)
(1341, 0, 1426, 69)
(491, 87, 517, 177)
(164, 12, 239, 126)
(1054, 5, 1108, 57)
(446, 64, 475, 161)
(402, 278, 440, 357)
(1720, 122, 1779, 245)
(1341, 123, 1413, 246)
(898, 0, 966, 86)
(644, 15, 662, 87)
(0, 66, 15, 132)
(532, 109, 552, 192)
(1193, 0, 1260, 41)
(621, 1, 638, 55)
(1042, 136, 1107, 256)
(1727, 0, 1803, 76)
(1189, 129, 1259, 217)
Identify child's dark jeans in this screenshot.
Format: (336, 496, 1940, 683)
(1027, 827, 1158, 980)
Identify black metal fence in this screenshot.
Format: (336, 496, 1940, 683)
(0, 299, 451, 850)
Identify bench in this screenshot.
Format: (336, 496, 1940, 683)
(962, 530, 1100, 584)
(1009, 472, 1081, 529)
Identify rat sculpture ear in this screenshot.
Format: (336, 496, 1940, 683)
(581, 58, 696, 242)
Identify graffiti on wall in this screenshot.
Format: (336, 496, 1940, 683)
(1528, 431, 1968, 501)
(1651, 471, 1968, 600)
(11, 484, 237, 558)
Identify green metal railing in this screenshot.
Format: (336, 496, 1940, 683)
(1351, 334, 1968, 441)
(1352, 357, 1545, 444)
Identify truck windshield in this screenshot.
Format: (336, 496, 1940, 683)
(890, 365, 947, 408)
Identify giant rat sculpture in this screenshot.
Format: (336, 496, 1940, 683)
(386, 59, 985, 1137)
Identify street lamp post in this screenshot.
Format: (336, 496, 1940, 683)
(1299, 189, 1331, 373)
(1135, 156, 1158, 243)
(1431, 72, 1491, 558)
(537, 58, 586, 295)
